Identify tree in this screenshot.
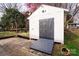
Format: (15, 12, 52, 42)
(0, 7, 25, 32)
(23, 11, 32, 32)
(64, 3, 79, 28)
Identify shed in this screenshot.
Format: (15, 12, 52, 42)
(28, 4, 68, 44)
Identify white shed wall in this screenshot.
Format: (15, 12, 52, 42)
(29, 5, 64, 44)
(29, 18, 39, 39)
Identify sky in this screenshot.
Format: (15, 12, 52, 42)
(17, 3, 28, 13)
(17, 3, 40, 13)
(0, 3, 40, 15)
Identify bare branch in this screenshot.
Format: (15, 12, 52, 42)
(0, 3, 19, 13)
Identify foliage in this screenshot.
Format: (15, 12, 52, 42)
(0, 8, 25, 31)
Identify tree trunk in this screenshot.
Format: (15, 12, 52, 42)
(15, 21, 18, 36)
(25, 18, 29, 32)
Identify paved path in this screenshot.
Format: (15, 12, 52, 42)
(0, 37, 49, 56)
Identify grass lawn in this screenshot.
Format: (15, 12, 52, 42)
(0, 31, 29, 38)
(18, 32, 29, 37)
(0, 31, 16, 38)
(64, 30, 79, 56)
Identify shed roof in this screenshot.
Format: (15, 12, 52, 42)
(28, 4, 69, 19)
(41, 4, 69, 11)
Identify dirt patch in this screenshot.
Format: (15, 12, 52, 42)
(53, 43, 63, 56)
(0, 38, 49, 56)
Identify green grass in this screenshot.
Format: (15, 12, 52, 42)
(0, 31, 29, 38)
(64, 30, 79, 56)
(18, 32, 29, 37)
(0, 31, 16, 38)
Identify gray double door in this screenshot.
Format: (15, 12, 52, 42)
(39, 18, 54, 40)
